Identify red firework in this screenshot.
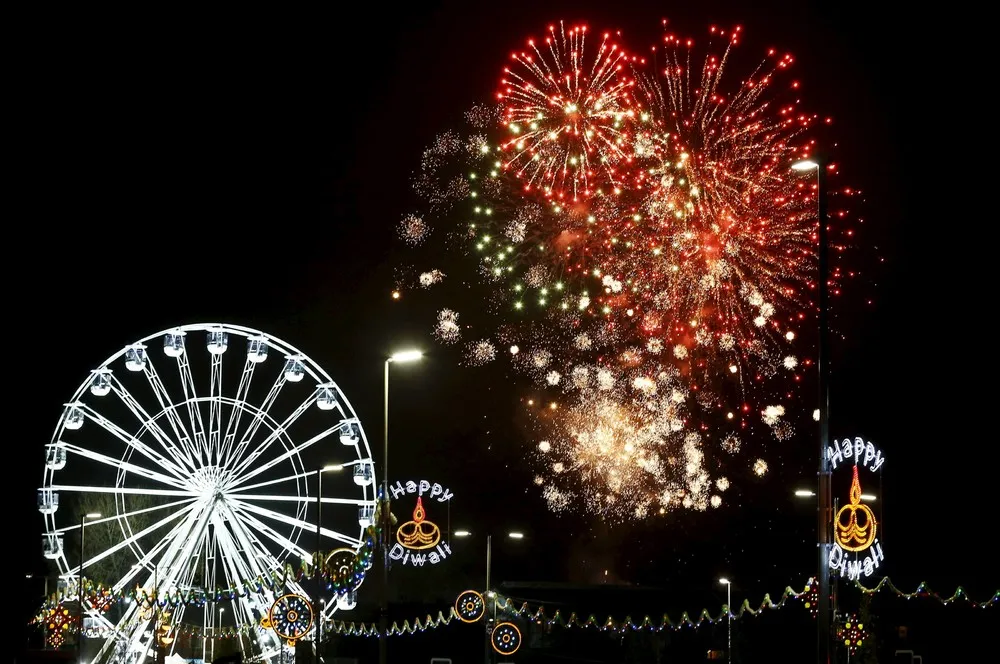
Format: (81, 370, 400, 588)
(498, 22, 640, 202)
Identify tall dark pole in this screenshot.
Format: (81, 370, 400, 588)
(77, 513, 86, 663)
(485, 535, 491, 595)
(315, 468, 323, 662)
(484, 535, 492, 664)
(379, 359, 390, 664)
(725, 582, 732, 664)
(154, 564, 159, 663)
(816, 160, 833, 664)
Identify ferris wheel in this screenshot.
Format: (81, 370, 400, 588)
(38, 323, 378, 663)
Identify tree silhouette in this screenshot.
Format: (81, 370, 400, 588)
(73, 492, 171, 587)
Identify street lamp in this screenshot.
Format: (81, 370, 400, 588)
(796, 488, 875, 502)
(78, 512, 101, 662)
(380, 349, 424, 664)
(792, 156, 832, 664)
(315, 463, 343, 658)
(453, 531, 525, 593)
(719, 578, 732, 664)
(210, 607, 224, 663)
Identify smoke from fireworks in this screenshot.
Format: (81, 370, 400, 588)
(394, 20, 865, 520)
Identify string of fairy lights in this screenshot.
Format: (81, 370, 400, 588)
(322, 577, 999, 638)
(38, 524, 380, 613)
(35, 576, 998, 642)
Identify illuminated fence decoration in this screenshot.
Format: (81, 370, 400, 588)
(54, 577, 997, 642)
(388, 478, 455, 567)
(827, 437, 885, 580)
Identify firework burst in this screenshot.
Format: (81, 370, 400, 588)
(499, 22, 640, 202)
(395, 20, 866, 520)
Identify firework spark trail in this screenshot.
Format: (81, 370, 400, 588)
(499, 22, 639, 201)
(394, 20, 863, 520)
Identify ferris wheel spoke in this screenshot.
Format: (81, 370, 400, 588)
(106, 376, 198, 472)
(231, 497, 360, 548)
(219, 355, 257, 469)
(174, 352, 211, 461)
(202, 524, 219, 602)
(213, 505, 276, 584)
(194, 512, 241, 593)
(51, 484, 197, 498)
(92, 603, 146, 664)
(221, 371, 289, 474)
(168, 527, 209, 592)
(232, 492, 370, 507)
(228, 505, 312, 562)
(209, 351, 224, 462)
(59, 441, 190, 489)
(225, 469, 315, 494)
(141, 359, 202, 464)
(229, 424, 346, 489)
(74, 501, 200, 576)
(114, 534, 178, 594)
(155, 500, 217, 590)
(224, 390, 318, 480)
(166, 604, 186, 658)
(78, 402, 191, 479)
(121, 510, 210, 596)
(54, 495, 196, 541)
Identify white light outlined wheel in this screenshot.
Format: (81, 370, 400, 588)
(39, 323, 377, 663)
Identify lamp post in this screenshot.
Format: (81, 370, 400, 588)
(210, 607, 224, 663)
(315, 463, 342, 661)
(719, 578, 732, 664)
(379, 349, 423, 664)
(77, 512, 101, 663)
(454, 530, 525, 664)
(792, 156, 832, 664)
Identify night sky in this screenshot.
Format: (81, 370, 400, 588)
(14, 0, 997, 657)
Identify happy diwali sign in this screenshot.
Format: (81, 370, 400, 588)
(387, 479, 453, 567)
(826, 437, 885, 580)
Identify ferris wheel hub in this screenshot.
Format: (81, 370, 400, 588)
(189, 465, 227, 495)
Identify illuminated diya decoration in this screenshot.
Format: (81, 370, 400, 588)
(835, 465, 878, 552)
(491, 621, 522, 655)
(395, 497, 441, 550)
(455, 589, 486, 623)
(260, 593, 313, 646)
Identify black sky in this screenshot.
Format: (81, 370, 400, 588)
(13, 0, 997, 634)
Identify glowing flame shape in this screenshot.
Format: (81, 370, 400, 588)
(834, 465, 877, 552)
(395, 497, 441, 550)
